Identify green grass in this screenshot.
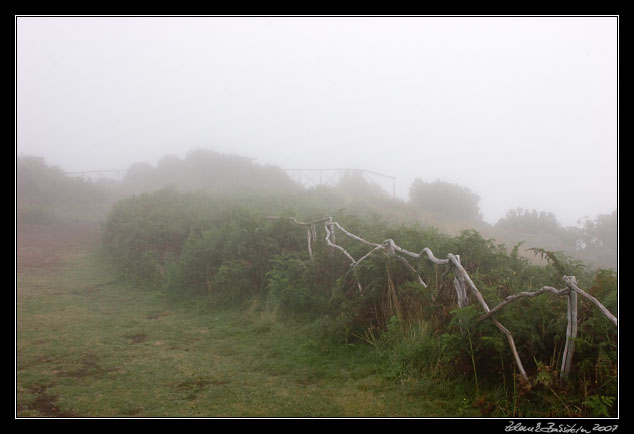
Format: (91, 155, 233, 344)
(16, 248, 481, 418)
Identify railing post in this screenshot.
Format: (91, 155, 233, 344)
(560, 277, 578, 385)
(451, 255, 468, 308)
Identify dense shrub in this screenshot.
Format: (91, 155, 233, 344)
(120, 148, 299, 196)
(409, 179, 482, 222)
(102, 188, 322, 299)
(16, 155, 113, 222)
(265, 254, 330, 317)
(102, 188, 617, 416)
(495, 208, 563, 235)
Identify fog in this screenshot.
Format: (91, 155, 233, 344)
(15, 16, 618, 227)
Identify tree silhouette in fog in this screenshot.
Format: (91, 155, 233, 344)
(409, 179, 482, 222)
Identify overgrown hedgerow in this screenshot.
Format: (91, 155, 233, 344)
(102, 188, 618, 417)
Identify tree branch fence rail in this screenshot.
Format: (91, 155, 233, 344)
(267, 216, 617, 385)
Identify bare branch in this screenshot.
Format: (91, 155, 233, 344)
(332, 221, 381, 247)
(448, 254, 490, 312)
(447, 253, 528, 382)
(563, 276, 617, 326)
(491, 318, 528, 382)
(420, 247, 451, 265)
(395, 255, 427, 288)
(477, 286, 568, 324)
(324, 220, 355, 264)
(353, 244, 386, 267)
(387, 241, 420, 259)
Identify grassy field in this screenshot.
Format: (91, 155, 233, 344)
(16, 226, 479, 418)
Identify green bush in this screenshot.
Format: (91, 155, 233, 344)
(17, 155, 114, 223)
(409, 179, 482, 222)
(265, 254, 329, 317)
(101, 188, 617, 416)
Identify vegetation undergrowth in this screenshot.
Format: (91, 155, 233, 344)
(18, 246, 487, 417)
(98, 188, 618, 417)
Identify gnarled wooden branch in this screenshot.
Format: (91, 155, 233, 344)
(395, 255, 427, 288)
(419, 247, 451, 265)
(563, 275, 617, 326)
(333, 221, 381, 248)
(330, 228, 427, 287)
(476, 286, 569, 325)
(447, 253, 528, 382)
(387, 243, 450, 266)
(353, 244, 386, 267)
(324, 219, 355, 264)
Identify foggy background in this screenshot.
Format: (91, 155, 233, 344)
(15, 16, 618, 227)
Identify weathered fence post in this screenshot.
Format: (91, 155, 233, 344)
(327, 219, 336, 245)
(326, 218, 336, 260)
(451, 255, 468, 308)
(560, 277, 579, 384)
(306, 227, 313, 261)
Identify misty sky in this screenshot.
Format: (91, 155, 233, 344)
(15, 16, 618, 226)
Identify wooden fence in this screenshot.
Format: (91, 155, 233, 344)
(268, 216, 617, 385)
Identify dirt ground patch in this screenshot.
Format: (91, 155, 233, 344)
(16, 220, 104, 417)
(124, 333, 148, 345)
(16, 383, 77, 418)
